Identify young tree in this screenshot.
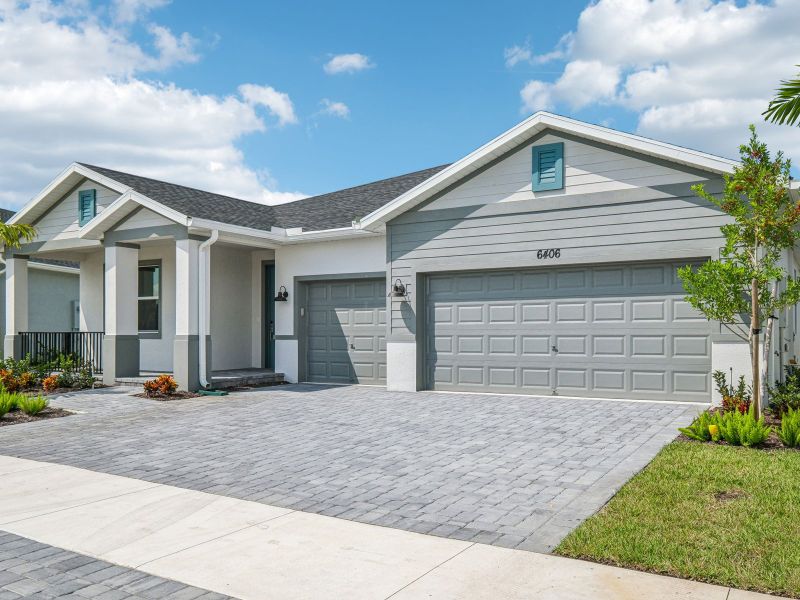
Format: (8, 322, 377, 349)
(678, 126, 800, 418)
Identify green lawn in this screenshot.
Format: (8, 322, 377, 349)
(556, 441, 800, 598)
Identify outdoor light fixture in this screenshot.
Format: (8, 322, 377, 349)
(274, 285, 289, 302)
(389, 278, 409, 299)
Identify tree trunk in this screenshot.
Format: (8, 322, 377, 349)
(751, 277, 761, 420)
(760, 283, 778, 413)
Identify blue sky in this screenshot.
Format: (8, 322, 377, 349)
(141, 0, 592, 195)
(0, 0, 798, 208)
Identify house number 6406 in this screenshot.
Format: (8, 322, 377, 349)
(537, 248, 561, 259)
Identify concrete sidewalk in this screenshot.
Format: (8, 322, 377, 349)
(0, 455, 777, 600)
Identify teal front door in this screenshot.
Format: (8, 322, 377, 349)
(264, 264, 276, 369)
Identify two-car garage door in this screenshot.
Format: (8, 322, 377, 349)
(425, 261, 711, 402)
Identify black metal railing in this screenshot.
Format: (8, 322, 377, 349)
(19, 332, 104, 373)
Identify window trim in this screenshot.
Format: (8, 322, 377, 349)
(138, 259, 162, 340)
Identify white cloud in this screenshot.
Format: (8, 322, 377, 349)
(239, 84, 298, 126)
(112, 0, 170, 24)
(517, 0, 800, 161)
(323, 53, 374, 75)
(319, 99, 350, 119)
(0, 0, 304, 208)
(504, 44, 532, 68)
(147, 24, 198, 68)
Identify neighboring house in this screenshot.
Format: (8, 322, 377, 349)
(6, 112, 799, 401)
(0, 208, 80, 356)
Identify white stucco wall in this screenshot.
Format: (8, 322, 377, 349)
(139, 242, 175, 372)
(711, 340, 751, 406)
(28, 268, 80, 331)
(386, 341, 416, 391)
(79, 252, 104, 332)
(0, 266, 79, 350)
(273, 234, 386, 382)
(210, 244, 253, 371)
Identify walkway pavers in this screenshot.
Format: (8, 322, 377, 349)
(0, 456, 773, 600)
(0, 530, 231, 600)
(0, 384, 698, 551)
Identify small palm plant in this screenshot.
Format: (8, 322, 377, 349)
(764, 66, 800, 126)
(0, 221, 36, 249)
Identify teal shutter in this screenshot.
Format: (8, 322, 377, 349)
(78, 189, 96, 226)
(532, 142, 564, 191)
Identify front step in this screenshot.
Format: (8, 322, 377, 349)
(212, 370, 285, 389)
(115, 370, 285, 390)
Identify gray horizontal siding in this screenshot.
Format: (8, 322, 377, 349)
(388, 182, 726, 338)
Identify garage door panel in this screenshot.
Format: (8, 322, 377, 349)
(489, 336, 516, 354)
(522, 304, 549, 322)
(674, 371, 709, 394)
(426, 261, 710, 402)
(593, 370, 626, 391)
(593, 301, 625, 321)
(304, 278, 386, 385)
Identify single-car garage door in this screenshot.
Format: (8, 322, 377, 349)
(425, 261, 711, 402)
(303, 278, 386, 385)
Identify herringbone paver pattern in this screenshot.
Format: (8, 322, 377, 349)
(0, 531, 232, 599)
(0, 385, 697, 551)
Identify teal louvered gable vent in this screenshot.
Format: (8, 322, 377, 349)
(532, 142, 564, 192)
(78, 189, 96, 226)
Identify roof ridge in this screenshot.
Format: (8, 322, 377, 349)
(78, 163, 274, 208)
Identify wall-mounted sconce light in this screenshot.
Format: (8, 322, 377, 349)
(274, 285, 289, 302)
(389, 278, 410, 300)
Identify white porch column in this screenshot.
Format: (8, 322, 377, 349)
(79, 251, 104, 332)
(102, 243, 139, 385)
(4, 255, 28, 359)
(173, 237, 204, 390)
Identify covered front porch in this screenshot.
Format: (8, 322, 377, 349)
(5, 226, 281, 391)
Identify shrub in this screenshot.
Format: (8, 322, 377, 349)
(769, 365, 800, 417)
(16, 394, 48, 416)
(0, 394, 13, 417)
(714, 407, 771, 447)
(42, 375, 59, 392)
(680, 411, 716, 441)
(778, 408, 800, 448)
(143, 374, 178, 396)
(713, 370, 751, 414)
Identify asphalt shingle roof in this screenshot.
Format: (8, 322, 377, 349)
(78, 163, 450, 232)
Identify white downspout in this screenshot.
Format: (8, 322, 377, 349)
(198, 230, 219, 388)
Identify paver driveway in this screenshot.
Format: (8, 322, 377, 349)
(0, 384, 697, 552)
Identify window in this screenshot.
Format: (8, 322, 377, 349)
(78, 189, 96, 226)
(532, 142, 564, 192)
(138, 261, 161, 335)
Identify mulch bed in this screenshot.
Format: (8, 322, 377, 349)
(0, 407, 72, 426)
(134, 391, 204, 401)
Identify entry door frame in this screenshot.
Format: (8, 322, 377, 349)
(263, 263, 276, 370)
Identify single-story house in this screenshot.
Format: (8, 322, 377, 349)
(0, 208, 80, 354)
(6, 112, 798, 402)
